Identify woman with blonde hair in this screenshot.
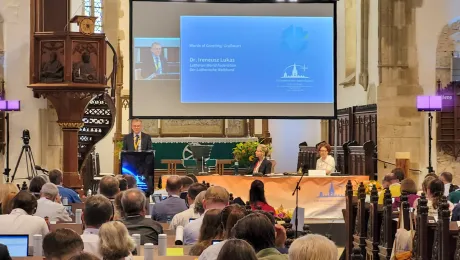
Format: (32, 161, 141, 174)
(0, 183, 19, 214)
(288, 234, 337, 260)
(99, 221, 135, 260)
(248, 144, 272, 175)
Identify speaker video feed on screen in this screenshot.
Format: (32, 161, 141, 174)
(131, 1, 337, 118)
(133, 38, 180, 80)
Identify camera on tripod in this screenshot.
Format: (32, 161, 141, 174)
(22, 129, 30, 145)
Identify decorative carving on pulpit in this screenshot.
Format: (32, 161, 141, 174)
(40, 41, 64, 83)
(72, 42, 99, 83)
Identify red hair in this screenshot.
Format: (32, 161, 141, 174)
(317, 143, 331, 153)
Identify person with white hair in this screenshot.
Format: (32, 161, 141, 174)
(35, 183, 72, 222)
(288, 234, 337, 260)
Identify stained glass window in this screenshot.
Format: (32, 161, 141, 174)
(84, 0, 103, 33)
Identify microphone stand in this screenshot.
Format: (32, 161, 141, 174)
(292, 169, 306, 238)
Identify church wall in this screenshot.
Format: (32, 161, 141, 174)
(0, 0, 47, 184)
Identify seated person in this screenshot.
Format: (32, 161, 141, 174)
(189, 209, 224, 256)
(378, 173, 401, 204)
(35, 183, 72, 222)
(0, 191, 49, 252)
(289, 234, 337, 260)
(415, 178, 453, 218)
(248, 144, 272, 175)
(98, 176, 120, 201)
(43, 229, 84, 260)
(440, 171, 459, 196)
(121, 188, 163, 244)
(99, 221, 136, 260)
(170, 183, 207, 230)
(392, 178, 419, 209)
(151, 175, 187, 222)
(249, 180, 275, 214)
(49, 169, 81, 203)
(81, 195, 114, 258)
(316, 143, 335, 175)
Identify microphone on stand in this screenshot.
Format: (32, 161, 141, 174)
(35, 165, 49, 174)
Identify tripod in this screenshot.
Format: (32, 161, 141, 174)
(11, 142, 37, 182)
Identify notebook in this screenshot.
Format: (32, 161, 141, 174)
(0, 234, 29, 257)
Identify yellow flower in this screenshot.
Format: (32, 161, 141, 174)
(249, 155, 254, 162)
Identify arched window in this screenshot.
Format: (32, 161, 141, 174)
(84, 0, 103, 33)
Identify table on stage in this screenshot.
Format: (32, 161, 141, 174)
(160, 175, 368, 219)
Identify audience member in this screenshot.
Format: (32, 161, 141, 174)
(216, 239, 258, 260)
(43, 228, 84, 260)
(69, 252, 100, 260)
(151, 175, 187, 222)
(194, 191, 207, 215)
(99, 176, 120, 200)
(49, 169, 81, 203)
(0, 191, 48, 250)
(170, 183, 207, 230)
(288, 234, 337, 260)
(425, 172, 438, 179)
(117, 176, 128, 191)
(113, 191, 124, 220)
(440, 172, 458, 196)
(0, 183, 19, 214)
(121, 188, 163, 245)
(249, 180, 275, 214)
(421, 176, 437, 195)
(180, 176, 195, 201)
(378, 173, 401, 204)
(199, 204, 248, 260)
(1, 193, 16, 214)
(99, 221, 136, 260)
(392, 178, 419, 209)
(414, 178, 453, 217)
(28, 176, 47, 199)
(0, 243, 11, 260)
(81, 195, 114, 258)
(190, 209, 224, 256)
(186, 173, 199, 183)
(35, 183, 72, 221)
(391, 168, 405, 182)
(184, 186, 229, 245)
(122, 174, 137, 189)
(233, 213, 288, 259)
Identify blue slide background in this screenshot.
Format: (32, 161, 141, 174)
(180, 16, 334, 103)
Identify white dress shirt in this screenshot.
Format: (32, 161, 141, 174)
(169, 203, 200, 231)
(183, 214, 204, 245)
(444, 183, 452, 197)
(35, 197, 72, 222)
(81, 228, 102, 259)
(316, 155, 336, 173)
(199, 240, 227, 260)
(0, 208, 49, 247)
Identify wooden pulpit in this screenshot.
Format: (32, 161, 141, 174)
(28, 2, 109, 189)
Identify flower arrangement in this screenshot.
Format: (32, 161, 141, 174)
(353, 180, 382, 195)
(274, 205, 293, 223)
(232, 141, 272, 167)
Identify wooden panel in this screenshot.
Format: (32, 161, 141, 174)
(437, 81, 460, 158)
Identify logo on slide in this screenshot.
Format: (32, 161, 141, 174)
(317, 182, 345, 198)
(281, 64, 309, 79)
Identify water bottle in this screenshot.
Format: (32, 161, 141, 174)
(62, 197, 68, 205)
(75, 209, 82, 224)
(132, 234, 141, 255)
(87, 189, 92, 197)
(144, 243, 154, 260)
(234, 161, 239, 175)
(33, 234, 43, 256)
(158, 234, 167, 256)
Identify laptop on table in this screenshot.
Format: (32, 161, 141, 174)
(0, 234, 29, 257)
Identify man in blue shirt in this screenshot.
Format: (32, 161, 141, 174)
(49, 169, 81, 203)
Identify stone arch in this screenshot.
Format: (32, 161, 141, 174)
(435, 19, 460, 86)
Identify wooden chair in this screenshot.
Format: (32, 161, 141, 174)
(411, 193, 428, 260)
(377, 189, 394, 260)
(352, 182, 366, 257)
(365, 185, 380, 260)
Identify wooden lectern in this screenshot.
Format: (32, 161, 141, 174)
(28, 1, 109, 189)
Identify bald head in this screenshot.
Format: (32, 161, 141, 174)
(166, 175, 182, 195)
(99, 176, 120, 199)
(121, 188, 146, 216)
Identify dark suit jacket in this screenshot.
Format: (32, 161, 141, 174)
(0, 244, 11, 260)
(121, 215, 163, 245)
(139, 54, 169, 79)
(122, 132, 153, 151)
(248, 158, 272, 175)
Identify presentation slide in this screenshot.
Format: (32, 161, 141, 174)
(131, 1, 336, 118)
(180, 16, 333, 104)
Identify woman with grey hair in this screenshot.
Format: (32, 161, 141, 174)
(99, 221, 135, 260)
(288, 234, 337, 260)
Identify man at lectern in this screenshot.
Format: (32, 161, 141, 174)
(122, 119, 153, 151)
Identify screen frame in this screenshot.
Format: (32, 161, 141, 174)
(0, 234, 29, 257)
(129, 0, 338, 119)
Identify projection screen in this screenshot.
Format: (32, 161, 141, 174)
(130, 0, 337, 119)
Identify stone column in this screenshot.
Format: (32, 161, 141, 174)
(113, 40, 124, 175)
(377, 0, 423, 181)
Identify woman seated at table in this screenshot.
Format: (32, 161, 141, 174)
(316, 142, 335, 175)
(248, 144, 272, 175)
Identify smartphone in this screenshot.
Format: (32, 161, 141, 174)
(189, 218, 196, 223)
(153, 194, 161, 203)
(64, 205, 73, 216)
(212, 240, 222, 245)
